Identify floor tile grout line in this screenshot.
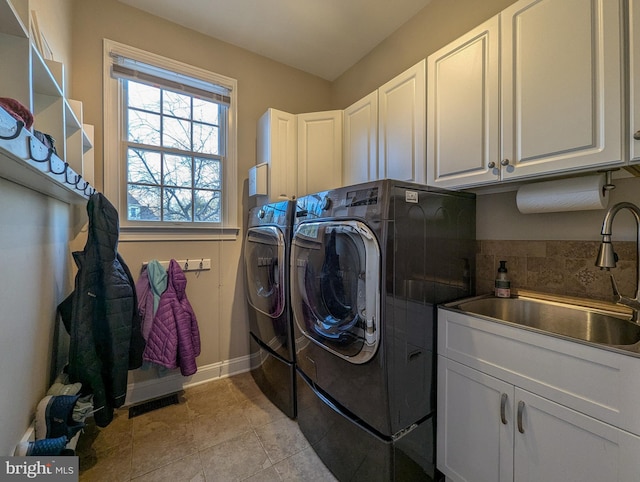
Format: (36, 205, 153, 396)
(249, 426, 287, 482)
(81, 374, 336, 481)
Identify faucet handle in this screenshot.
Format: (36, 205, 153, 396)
(610, 274, 622, 301)
(610, 274, 640, 321)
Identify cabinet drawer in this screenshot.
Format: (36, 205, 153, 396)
(438, 308, 640, 435)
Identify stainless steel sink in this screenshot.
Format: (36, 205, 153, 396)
(451, 296, 640, 346)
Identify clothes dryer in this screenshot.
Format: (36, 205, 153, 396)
(290, 180, 475, 480)
(244, 200, 296, 418)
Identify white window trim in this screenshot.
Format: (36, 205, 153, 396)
(103, 39, 238, 241)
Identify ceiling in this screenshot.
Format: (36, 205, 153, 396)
(117, 0, 431, 81)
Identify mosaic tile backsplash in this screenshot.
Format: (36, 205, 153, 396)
(476, 240, 638, 303)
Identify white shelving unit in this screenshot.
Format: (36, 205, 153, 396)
(0, 0, 95, 204)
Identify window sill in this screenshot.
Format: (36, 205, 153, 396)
(118, 225, 240, 242)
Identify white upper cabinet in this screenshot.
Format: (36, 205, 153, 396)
(297, 110, 343, 197)
(343, 91, 378, 186)
(256, 108, 343, 201)
(258, 59, 426, 197)
(427, 16, 500, 189)
(378, 59, 426, 183)
(256, 108, 297, 202)
(629, 0, 640, 164)
(501, 0, 623, 180)
(427, 0, 624, 189)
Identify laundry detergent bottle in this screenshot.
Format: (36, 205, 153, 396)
(494, 260, 511, 298)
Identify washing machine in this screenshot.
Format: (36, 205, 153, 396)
(244, 200, 297, 418)
(290, 179, 475, 481)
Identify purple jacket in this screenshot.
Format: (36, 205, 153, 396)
(143, 260, 201, 376)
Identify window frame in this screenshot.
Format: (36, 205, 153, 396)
(103, 39, 238, 241)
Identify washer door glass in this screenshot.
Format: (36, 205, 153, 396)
(245, 226, 286, 318)
(291, 221, 380, 364)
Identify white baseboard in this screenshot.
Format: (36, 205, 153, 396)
(124, 353, 258, 406)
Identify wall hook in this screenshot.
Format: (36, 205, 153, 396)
(50, 161, 68, 176)
(199, 258, 203, 270)
(184, 259, 189, 271)
(0, 120, 23, 140)
(28, 137, 53, 163)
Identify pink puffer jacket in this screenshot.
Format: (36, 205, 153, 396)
(143, 260, 201, 376)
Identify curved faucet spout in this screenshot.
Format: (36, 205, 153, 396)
(595, 202, 640, 322)
(599, 202, 640, 236)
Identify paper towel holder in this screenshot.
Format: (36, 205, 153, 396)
(598, 168, 618, 194)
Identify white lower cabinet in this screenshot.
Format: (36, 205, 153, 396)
(438, 357, 640, 482)
(437, 309, 640, 482)
(513, 387, 640, 482)
(438, 357, 512, 482)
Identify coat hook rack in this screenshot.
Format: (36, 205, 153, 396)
(142, 258, 212, 273)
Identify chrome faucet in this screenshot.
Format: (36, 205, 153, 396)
(595, 202, 640, 322)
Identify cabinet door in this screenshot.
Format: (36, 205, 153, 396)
(378, 59, 426, 183)
(343, 91, 378, 185)
(427, 16, 500, 189)
(297, 110, 343, 197)
(501, 0, 623, 180)
(437, 357, 514, 482)
(630, 0, 640, 164)
(513, 388, 640, 482)
(257, 108, 297, 202)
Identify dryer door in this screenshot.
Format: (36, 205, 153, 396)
(291, 220, 380, 364)
(245, 226, 286, 319)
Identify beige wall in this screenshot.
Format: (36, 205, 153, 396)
(477, 177, 640, 242)
(0, 179, 75, 456)
(70, 0, 335, 387)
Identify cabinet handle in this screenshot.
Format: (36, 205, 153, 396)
(500, 159, 510, 167)
(517, 400, 525, 433)
(634, 130, 640, 141)
(500, 393, 508, 425)
(488, 161, 496, 169)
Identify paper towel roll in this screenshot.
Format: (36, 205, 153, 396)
(516, 175, 608, 214)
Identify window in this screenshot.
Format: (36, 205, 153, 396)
(103, 40, 238, 239)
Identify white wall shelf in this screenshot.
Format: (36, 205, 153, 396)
(0, 106, 95, 203)
(0, 0, 96, 204)
(0, 0, 27, 38)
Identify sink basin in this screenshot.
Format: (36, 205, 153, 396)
(451, 296, 640, 346)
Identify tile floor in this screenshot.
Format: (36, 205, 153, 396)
(76, 372, 338, 481)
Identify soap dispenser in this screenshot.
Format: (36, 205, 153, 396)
(495, 260, 511, 298)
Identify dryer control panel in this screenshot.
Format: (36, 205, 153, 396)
(345, 187, 379, 208)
